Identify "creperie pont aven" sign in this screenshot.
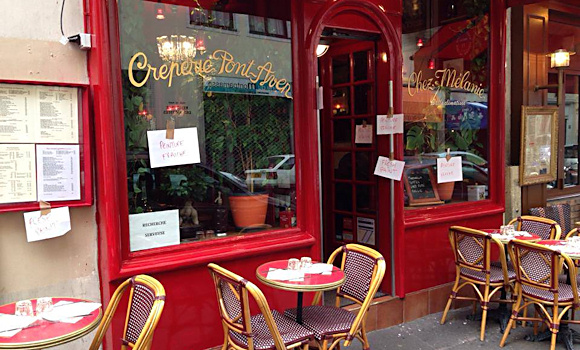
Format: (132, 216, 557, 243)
(128, 49, 292, 99)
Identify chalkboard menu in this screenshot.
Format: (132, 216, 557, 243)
(403, 166, 443, 206)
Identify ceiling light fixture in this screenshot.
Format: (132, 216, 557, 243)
(155, 3, 165, 20)
(156, 35, 197, 62)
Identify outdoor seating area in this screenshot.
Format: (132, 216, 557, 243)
(440, 210, 580, 350)
(209, 244, 385, 350)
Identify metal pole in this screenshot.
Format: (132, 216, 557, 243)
(388, 80, 396, 296)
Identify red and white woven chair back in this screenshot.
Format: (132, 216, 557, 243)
(530, 204, 571, 236)
(517, 217, 558, 241)
(450, 227, 489, 273)
(510, 241, 558, 291)
(337, 247, 381, 304)
(209, 269, 251, 338)
(125, 282, 158, 345)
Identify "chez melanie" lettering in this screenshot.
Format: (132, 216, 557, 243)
(407, 69, 485, 102)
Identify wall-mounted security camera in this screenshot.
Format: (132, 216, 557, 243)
(67, 33, 92, 50)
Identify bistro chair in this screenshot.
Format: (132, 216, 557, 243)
(530, 204, 572, 236)
(284, 244, 386, 350)
(207, 263, 313, 350)
(500, 240, 579, 350)
(507, 216, 561, 241)
(440, 226, 515, 341)
(89, 274, 166, 350)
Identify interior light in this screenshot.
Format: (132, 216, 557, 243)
(428, 58, 435, 70)
(416, 38, 424, 47)
(155, 3, 165, 20)
(550, 49, 574, 68)
(316, 44, 330, 57)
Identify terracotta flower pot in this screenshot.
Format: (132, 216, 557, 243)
(437, 181, 455, 201)
(229, 193, 269, 229)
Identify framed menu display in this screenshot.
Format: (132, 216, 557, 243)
(0, 81, 92, 212)
(519, 106, 558, 186)
(403, 165, 443, 206)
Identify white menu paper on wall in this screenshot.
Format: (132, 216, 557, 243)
(436, 156, 463, 183)
(0, 84, 79, 143)
(36, 145, 81, 201)
(0, 144, 37, 204)
(147, 127, 201, 168)
(23, 206, 72, 242)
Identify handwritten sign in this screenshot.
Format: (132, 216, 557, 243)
(437, 156, 463, 183)
(403, 167, 442, 205)
(129, 210, 180, 252)
(147, 127, 201, 168)
(373, 156, 405, 181)
(377, 114, 404, 135)
(355, 125, 373, 144)
(24, 206, 71, 242)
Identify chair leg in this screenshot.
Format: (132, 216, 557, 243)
(441, 275, 460, 324)
(500, 291, 523, 347)
(321, 339, 328, 350)
(221, 324, 228, 350)
(550, 304, 560, 350)
(480, 284, 490, 341)
(360, 322, 370, 350)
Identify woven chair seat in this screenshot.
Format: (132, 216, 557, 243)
(229, 310, 313, 350)
(521, 283, 575, 302)
(284, 305, 356, 341)
(460, 266, 515, 283)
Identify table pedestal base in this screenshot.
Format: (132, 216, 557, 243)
(296, 292, 303, 324)
(525, 325, 580, 350)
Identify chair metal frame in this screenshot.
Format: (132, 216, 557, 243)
(208, 263, 311, 350)
(500, 240, 580, 350)
(306, 244, 385, 350)
(507, 216, 561, 240)
(89, 274, 166, 350)
(440, 226, 515, 341)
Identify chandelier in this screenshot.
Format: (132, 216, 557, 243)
(156, 35, 197, 62)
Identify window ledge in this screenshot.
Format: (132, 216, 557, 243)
(115, 229, 315, 280)
(404, 200, 504, 228)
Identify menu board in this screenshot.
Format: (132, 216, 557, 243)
(403, 166, 443, 206)
(0, 83, 87, 209)
(0, 83, 78, 143)
(0, 144, 36, 203)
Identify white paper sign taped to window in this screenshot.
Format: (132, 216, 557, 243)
(147, 127, 201, 168)
(373, 156, 405, 181)
(129, 210, 180, 252)
(355, 125, 373, 144)
(377, 114, 404, 135)
(437, 156, 463, 183)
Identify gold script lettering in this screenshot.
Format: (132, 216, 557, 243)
(407, 68, 485, 100)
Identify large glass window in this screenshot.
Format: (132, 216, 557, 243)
(402, 0, 490, 208)
(119, 0, 294, 252)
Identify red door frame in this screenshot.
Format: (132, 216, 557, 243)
(320, 40, 381, 256)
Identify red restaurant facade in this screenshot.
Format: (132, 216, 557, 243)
(87, 0, 506, 348)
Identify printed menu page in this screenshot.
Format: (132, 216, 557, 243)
(36, 145, 81, 201)
(0, 83, 78, 143)
(0, 144, 36, 204)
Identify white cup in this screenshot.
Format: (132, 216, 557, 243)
(36, 297, 53, 316)
(287, 258, 300, 270)
(300, 257, 312, 269)
(15, 300, 33, 317)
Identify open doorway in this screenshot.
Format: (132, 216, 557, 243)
(318, 28, 383, 261)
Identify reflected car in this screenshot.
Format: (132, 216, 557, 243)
(245, 155, 295, 189)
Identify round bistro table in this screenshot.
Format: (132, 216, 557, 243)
(0, 297, 102, 350)
(256, 260, 345, 324)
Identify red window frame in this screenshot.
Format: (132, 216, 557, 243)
(88, 0, 317, 280)
(0, 80, 93, 213)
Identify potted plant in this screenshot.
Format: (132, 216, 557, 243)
(405, 104, 484, 201)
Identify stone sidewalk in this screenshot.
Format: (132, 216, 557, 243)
(347, 307, 573, 350)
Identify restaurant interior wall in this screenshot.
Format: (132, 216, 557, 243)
(0, 0, 101, 349)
